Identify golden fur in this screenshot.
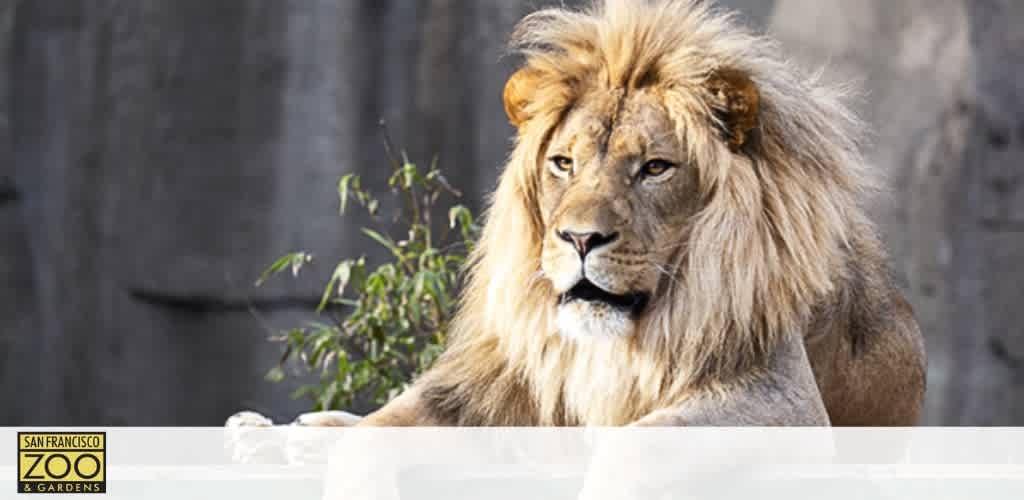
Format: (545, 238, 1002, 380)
(422, 0, 873, 425)
(239, 0, 926, 429)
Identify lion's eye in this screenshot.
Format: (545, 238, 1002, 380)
(640, 159, 675, 178)
(549, 155, 574, 175)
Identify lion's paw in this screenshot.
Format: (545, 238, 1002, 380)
(291, 410, 362, 427)
(280, 412, 357, 465)
(225, 410, 275, 428)
(224, 411, 285, 464)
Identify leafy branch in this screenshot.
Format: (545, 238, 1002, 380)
(257, 134, 478, 410)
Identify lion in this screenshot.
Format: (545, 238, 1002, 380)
(231, 0, 925, 429)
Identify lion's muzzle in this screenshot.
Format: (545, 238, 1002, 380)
(559, 279, 650, 317)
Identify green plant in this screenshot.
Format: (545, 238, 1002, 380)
(257, 136, 478, 411)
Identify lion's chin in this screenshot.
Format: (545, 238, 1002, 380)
(555, 301, 635, 340)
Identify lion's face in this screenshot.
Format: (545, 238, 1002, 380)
(538, 89, 700, 339)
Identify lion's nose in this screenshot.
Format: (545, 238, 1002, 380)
(556, 229, 619, 257)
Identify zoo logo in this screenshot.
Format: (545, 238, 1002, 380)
(17, 432, 106, 494)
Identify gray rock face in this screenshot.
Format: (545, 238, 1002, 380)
(1, 0, 542, 425)
(772, 0, 1024, 425)
(1, 0, 1020, 424)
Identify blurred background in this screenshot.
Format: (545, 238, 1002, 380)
(1, 0, 1021, 425)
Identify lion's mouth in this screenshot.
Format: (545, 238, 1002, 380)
(559, 279, 650, 316)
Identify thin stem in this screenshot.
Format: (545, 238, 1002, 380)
(378, 120, 422, 232)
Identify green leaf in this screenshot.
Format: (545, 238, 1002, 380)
(362, 228, 401, 256)
(265, 366, 285, 383)
(286, 328, 307, 347)
(402, 162, 418, 188)
(448, 204, 474, 234)
(318, 260, 355, 312)
(388, 169, 402, 188)
(338, 174, 356, 214)
(256, 252, 312, 286)
(288, 385, 309, 401)
(291, 253, 311, 277)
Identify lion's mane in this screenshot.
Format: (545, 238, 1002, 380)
(424, 0, 873, 426)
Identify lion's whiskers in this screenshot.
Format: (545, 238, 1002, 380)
(650, 262, 680, 286)
(527, 269, 546, 287)
(650, 241, 686, 253)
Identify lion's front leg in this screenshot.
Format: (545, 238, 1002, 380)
(223, 401, 429, 465)
(632, 332, 830, 426)
(579, 335, 828, 500)
(225, 409, 363, 428)
(223, 410, 363, 465)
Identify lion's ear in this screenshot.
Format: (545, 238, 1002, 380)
(706, 68, 760, 151)
(503, 67, 543, 128)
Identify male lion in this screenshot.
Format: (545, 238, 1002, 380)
(231, 0, 925, 429)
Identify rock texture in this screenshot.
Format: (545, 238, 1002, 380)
(771, 0, 1024, 425)
(1, 0, 1021, 424)
(0, 0, 532, 425)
